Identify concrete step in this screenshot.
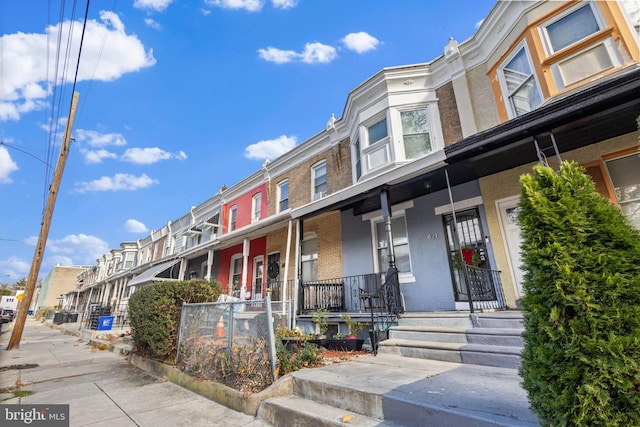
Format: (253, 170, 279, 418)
(471, 312, 524, 329)
(397, 312, 473, 328)
(258, 395, 392, 427)
(377, 339, 465, 363)
(388, 326, 468, 343)
(461, 343, 523, 370)
(466, 327, 524, 347)
(258, 355, 538, 427)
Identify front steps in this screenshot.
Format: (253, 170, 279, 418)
(377, 311, 524, 369)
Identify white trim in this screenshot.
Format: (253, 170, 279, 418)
(434, 196, 483, 215)
(362, 200, 414, 222)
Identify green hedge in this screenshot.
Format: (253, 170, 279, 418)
(128, 280, 221, 363)
(518, 161, 640, 426)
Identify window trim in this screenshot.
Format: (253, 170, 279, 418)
(277, 180, 289, 213)
(251, 192, 262, 223)
(539, 2, 604, 55)
(498, 42, 543, 118)
(228, 205, 237, 232)
(370, 214, 415, 283)
(398, 106, 432, 160)
(229, 253, 243, 296)
(311, 160, 327, 201)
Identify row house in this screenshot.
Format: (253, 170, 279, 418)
(68, 0, 639, 331)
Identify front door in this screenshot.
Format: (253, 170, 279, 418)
(443, 208, 490, 302)
(267, 253, 281, 301)
(497, 196, 525, 299)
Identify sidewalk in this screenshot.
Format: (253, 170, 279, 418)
(0, 319, 267, 427)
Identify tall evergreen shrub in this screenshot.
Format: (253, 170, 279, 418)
(128, 279, 221, 363)
(518, 161, 640, 426)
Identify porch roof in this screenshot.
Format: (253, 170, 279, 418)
(127, 260, 180, 287)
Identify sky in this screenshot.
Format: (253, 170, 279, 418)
(0, 0, 496, 283)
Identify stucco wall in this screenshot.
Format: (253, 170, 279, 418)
(480, 132, 640, 307)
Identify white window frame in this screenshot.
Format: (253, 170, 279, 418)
(311, 160, 327, 201)
(398, 106, 432, 160)
(228, 205, 237, 232)
(605, 152, 640, 230)
(360, 111, 392, 175)
(229, 254, 243, 296)
(498, 42, 543, 118)
(252, 193, 262, 223)
(301, 236, 318, 283)
(252, 256, 264, 299)
(363, 201, 416, 283)
(277, 180, 289, 213)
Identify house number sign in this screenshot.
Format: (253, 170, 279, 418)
(426, 232, 439, 240)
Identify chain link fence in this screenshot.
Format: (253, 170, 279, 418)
(177, 295, 291, 393)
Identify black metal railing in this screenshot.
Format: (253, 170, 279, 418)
(463, 266, 507, 310)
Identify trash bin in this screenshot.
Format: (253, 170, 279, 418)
(68, 313, 79, 322)
(97, 316, 114, 331)
(53, 312, 65, 325)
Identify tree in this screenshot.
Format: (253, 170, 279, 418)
(518, 161, 640, 426)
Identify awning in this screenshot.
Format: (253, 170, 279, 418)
(127, 260, 180, 287)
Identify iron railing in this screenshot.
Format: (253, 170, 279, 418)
(463, 266, 507, 310)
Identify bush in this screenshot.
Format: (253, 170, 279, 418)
(518, 161, 640, 426)
(128, 280, 221, 363)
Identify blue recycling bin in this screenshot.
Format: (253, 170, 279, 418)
(97, 316, 114, 331)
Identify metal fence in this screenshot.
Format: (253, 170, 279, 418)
(176, 295, 290, 393)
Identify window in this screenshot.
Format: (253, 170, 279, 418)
(605, 154, 640, 230)
(228, 205, 237, 231)
(367, 117, 388, 145)
(252, 193, 262, 223)
(230, 255, 243, 296)
(252, 256, 264, 299)
(375, 216, 412, 275)
(501, 46, 542, 117)
(312, 161, 327, 200)
(543, 4, 600, 53)
(401, 108, 431, 159)
(354, 138, 362, 181)
(301, 238, 318, 282)
(278, 180, 289, 212)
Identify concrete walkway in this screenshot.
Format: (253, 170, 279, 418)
(0, 319, 267, 427)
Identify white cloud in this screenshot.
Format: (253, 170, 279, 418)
(244, 135, 296, 160)
(259, 42, 338, 64)
(46, 234, 110, 265)
(0, 256, 31, 280)
(73, 173, 158, 193)
(257, 47, 298, 64)
(271, 0, 297, 9)
(300, 42, 337, 64)
(75, 129, 127, 147)
(342, 32, 379, 54)
(0, 11, 156, 121)
(134, 0, 173, 12)
(0, 146, 19, 183)
(81, 149, 118, 164)
(121, 147, 187, 164)
(144, 18, 163, 30)
(205, 0, 264, 12)
(125, 219, 149, 233)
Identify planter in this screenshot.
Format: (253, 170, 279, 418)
(307, 338, 328, 348)
(326, 339, 364, 352)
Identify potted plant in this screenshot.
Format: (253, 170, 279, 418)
(276, 325, 306, 351)
(309, 309, 329, 348)
(326, 315, 365, 351)
(342, 315, 365, 339)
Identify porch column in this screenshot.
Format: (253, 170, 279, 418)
(292, 218, 302, 328)
(380, 188, 396, 271)
(283, 219, 293, 316)
(206, 249, 214, 281)
(241, 238, 250, 299)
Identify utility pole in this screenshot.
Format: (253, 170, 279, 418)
(7, 91, 79, 350)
